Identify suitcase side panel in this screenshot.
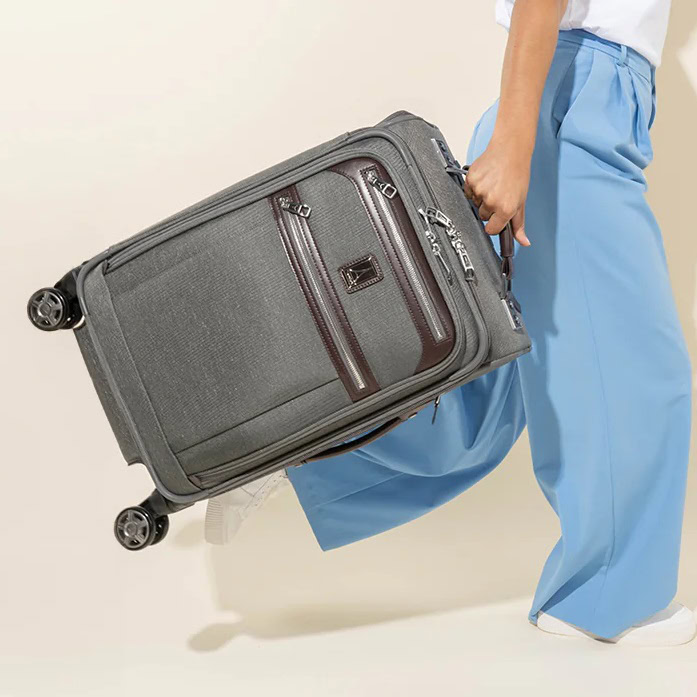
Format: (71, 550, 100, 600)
(74, 324, 141, 465)
(80, 266, 201, 497)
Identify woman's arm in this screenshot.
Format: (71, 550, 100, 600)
(464, 0, 568, 246)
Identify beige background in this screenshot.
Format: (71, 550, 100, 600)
(2, 1, 696, 695)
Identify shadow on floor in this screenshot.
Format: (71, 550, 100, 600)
(181, 437, 557, 652)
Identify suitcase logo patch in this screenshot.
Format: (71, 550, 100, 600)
(339, 254, 383, 294)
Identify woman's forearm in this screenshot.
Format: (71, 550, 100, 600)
(464, 0, 568, 243)
(492, 0, 569, 161)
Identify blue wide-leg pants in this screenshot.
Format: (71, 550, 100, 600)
(287, 29, 692, 639)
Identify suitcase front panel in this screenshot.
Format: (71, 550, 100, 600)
(101, 160, 461, 477)
(176, 156, 461, 476)
(82, 129, 488, 488)
(325, 158, 455, 373)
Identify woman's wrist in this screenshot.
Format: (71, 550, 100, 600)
(489, 125, 535, 168)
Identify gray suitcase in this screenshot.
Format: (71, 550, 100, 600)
(27, 110, 531, 550)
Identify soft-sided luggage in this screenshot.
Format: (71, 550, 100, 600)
(27, 110, 531, 550)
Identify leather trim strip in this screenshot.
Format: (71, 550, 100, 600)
(270, 187, 379, 402)
(330, 158, 455, 373)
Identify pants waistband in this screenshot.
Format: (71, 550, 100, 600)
(557, 29, 654, 83)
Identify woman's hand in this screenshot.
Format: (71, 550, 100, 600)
(464, 139, 532, 246)
(464, 0, 569, 248)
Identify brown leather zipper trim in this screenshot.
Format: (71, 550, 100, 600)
(330, 158, 455, 374)
(270, 187, 379, 402)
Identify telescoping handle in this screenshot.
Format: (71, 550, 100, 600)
(446, 164, 515, 286)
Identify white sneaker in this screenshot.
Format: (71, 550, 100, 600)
(536, 602, 697, 646)
(204, 470, 289, 545)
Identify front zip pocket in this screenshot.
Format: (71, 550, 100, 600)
(329, 158, 455, 375)
(365, 168, 447, 343)
(271, 185, 379, 402)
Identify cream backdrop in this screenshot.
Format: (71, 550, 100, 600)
(1, 2, 696, 696)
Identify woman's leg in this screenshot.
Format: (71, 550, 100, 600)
(469, 35, 692, 639)
(290, 33, 690, 641)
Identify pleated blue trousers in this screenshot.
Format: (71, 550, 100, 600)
(287, 29, 692, 639)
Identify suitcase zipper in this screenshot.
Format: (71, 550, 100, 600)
(366, 173, 397, 199)
(419, 207, 477, 282)
(365, 170, 447, 343)
(278, 198, 368, 393)
(280, 197, 312, 218)
(421, 225, 452, 285)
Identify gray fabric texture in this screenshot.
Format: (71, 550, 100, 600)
(181, 379, 350, 475)
(82, 268, 200, 496)
(107, 198, 339, 454)
(74, 324, 140, 464)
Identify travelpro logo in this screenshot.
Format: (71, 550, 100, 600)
(339, 254, 383, 294)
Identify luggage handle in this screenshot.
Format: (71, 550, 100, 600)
(446, 164, 515, 287)
(302, 410, 421, 463)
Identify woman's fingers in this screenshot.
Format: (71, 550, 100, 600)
(464, 181, 484, 207)
(478, 203, 494, 221)
(511, 205, 531, 246)
(484, 210, 511, 236)
(463, 179, 475, 201)
(464, 175, 530, 245)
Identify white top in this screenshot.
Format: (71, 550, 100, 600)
(495, 0, 672, 66)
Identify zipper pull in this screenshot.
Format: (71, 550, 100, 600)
(433, 245, 453, 284)
(421, 206, 476, 282)
(279, 196, 312, 218)
(454, 243, 476, 281)
(431, 395, 442, 425)
(422, 206, 452, 229)
(366, 171, 397, 199)
(421, 226, 453, 284)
